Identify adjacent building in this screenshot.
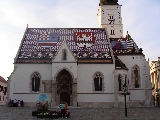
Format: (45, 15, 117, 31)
(0, 76, 7, 105)
(150, 57, 160, 105)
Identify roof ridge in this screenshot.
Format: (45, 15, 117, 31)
(0, 76, 7, 83)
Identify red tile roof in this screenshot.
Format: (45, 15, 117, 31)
(0, 76, 7, 83)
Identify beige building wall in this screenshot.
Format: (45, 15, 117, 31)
(150, 57, 160, 105)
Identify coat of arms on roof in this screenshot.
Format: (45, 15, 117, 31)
(38, 32, 59, 48)
(74, 32, 95, 48)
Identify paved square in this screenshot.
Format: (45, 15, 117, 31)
(0, 106, 160, 120)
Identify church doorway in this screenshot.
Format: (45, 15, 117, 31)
(56, 69, 73, 106)
(60, 92, 70, 105)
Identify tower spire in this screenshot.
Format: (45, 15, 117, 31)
(100, 0, 118, 5)
(98, 0, 122, 38)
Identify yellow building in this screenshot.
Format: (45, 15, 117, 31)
(150, 57, 160, 105)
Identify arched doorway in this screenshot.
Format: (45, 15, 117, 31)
(56, 69, 73, 106)
(60, 92, 70, 105)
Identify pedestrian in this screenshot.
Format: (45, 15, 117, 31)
(13, 99, 17, 107)
(64, 102, 68, 109)
(59, 101, 65, 118)
(64, 102, 68, 118)
(20, 100, 24, 107)
(65, 109, 69, 118)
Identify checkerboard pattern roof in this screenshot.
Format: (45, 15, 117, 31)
(16, 28, 113, 63)
(110, 37, 143, 55)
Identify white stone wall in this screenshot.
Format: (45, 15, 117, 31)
(77, 64, 115, 102)
(118, 55, 151, 102)
(9, 64, 52, 102)
(78, 94, 114, 102)
(130, 90, 144, 100)
(114, 69, 129, 103)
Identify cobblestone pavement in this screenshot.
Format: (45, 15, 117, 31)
(1, 106, 160, 120)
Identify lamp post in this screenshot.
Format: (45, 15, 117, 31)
(121, 79, 130, 117)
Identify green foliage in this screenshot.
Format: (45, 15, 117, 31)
(36, 101, 48, 111)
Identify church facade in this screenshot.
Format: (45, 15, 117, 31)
(7, 0, 152, 108)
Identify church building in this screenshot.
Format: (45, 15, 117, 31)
(7, 0, 152, 107)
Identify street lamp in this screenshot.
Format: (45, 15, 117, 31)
(121, 79, 130, 117)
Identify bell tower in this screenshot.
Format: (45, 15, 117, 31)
(97, 0, 123, 38)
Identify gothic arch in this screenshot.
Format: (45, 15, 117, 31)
(54, 69, 74, 106)
(131, 65, 140, 88)
(30, 71, 42, 92)
(92, 71, 105, 92)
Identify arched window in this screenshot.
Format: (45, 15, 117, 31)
(118, 74, 122, 91)
(132, 65, 140, 88)
(94, 73, 103, 91)
(32, 72, 40, 92)
(62, 49, 67, 60)
(134, 67, 139, 88)
(110, 26, 115, 35)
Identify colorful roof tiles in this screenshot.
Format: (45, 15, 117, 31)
(16, 28, 113, 63)
(110, 37, 143, 55)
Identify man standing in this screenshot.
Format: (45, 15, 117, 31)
(59, 101, 65, 118)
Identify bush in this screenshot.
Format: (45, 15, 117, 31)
(36, 101, 48, 111)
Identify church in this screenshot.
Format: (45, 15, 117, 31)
(7, 0, 152, 108)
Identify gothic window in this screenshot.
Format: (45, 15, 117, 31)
(111, 30, 115, 35)
(132, 65, 140, 88)
(62, 49, 67, 61)
(134, 67, 139, 88)
(31, 72, 41, 92)
(110, 27, 115, 35)
(118, 74, 122, 91)
(94, 73, 103, 91)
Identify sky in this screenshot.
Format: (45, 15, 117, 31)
(0, 0, 160, 80)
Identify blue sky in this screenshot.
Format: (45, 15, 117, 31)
(0, 0, 160, 80)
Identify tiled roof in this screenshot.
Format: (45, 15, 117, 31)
(0, 76, 7, 83)
(110, 36, 143, 55)
(115, 56, 128, 70)
(16, 28, 113, 63)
